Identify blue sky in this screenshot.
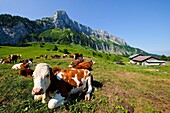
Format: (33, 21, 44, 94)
(0, 0, 170, 56)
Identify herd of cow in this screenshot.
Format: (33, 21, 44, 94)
(1, 53, 96, 109)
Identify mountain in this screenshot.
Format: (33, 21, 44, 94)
(0, 10, 148, 55)
(53, 10, 127, 45)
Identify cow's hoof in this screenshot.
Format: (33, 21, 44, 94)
(42, 100, 47, 103)
(34, 95, 42, 101)
(85, 94, 90, 101)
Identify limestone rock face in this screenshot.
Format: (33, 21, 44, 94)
(53, 10, 93, 36)
(52, 10, 126, 45)
(1, 10, 140, 55)
(0, 14, 54, 45)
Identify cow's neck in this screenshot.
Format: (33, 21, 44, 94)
(46, 74, 72, 98)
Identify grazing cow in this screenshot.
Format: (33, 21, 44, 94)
(40, 55, 44, 58)
(35, 56, 40, 59)
(69, 53, 75, 58)
(51, 54, 61, 59)
(32, 63, 92, 109)
(68, 59, 84, 68)
(8, 54, 18, 63)
(70, 60, 95, 71)
(62, 54, 68, 58)
(19, 68, 34, 78)
(69, 53, 83, 60)
(74, 53, 83, 60)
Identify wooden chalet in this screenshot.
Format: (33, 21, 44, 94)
(129, 54, 165, 66)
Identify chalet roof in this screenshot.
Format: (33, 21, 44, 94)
(129, 54, 141, 59)
(132, 56, 152, 62)
(146, 59, 165, 63)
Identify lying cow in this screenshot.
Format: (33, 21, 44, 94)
(68, 59, 84, 68)
(11, 63, 29, 70)
(32, 63, 93, 109)
(69, 60, 95, 71)
(12, 59, 35, 70)
(19, 68, 34, 78)
(0, 59, 11, 64)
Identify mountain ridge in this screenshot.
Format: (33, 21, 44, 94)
(0, 10, 149, 55)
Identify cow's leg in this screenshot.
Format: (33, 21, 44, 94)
(42, 93, 50, 103)
(48, 93, 66, 109)
(85, 76, 92, 101)
(34, 95, 43, 101)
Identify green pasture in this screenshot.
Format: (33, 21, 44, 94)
(0, 44, 170, 113)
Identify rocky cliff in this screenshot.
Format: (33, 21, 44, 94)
(52, 10, 126, 45)
(0, 11, 147, 55)
(0, 11, 127, 46)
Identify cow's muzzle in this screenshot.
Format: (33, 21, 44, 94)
(32, 88, 44, 95)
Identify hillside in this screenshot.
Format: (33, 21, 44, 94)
(0, 44, 170, 112)
(31, 28, 148, 56)
(0, 11, 149, 55)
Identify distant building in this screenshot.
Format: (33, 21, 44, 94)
(129, 54, 165, 66)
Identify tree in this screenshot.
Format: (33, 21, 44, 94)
(63, 49, 69, 54)
(53, 45, 58, 51)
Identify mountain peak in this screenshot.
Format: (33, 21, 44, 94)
(52, 10, 126, 45)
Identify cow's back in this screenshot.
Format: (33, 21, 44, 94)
(57, 69, 90, 87)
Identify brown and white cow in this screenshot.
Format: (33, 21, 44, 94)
(51, 54, 61, 59)
(62, 54, 68, 58)
(68, 59, 84, 68)
(8, 54, 18, 63)
(11, 63, 28, 70)
(19, 68, 34, 78)
(69, 60, 95, 71)
(32, 63, 92, 109)
(1, 59, 11, 64)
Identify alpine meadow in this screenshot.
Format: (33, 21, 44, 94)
(0, 43, 170, 113)
(0, 10, 170, 113)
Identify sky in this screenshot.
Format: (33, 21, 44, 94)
(0, 0, 170, 56)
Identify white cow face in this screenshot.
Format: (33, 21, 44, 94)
(32, 63, 51, 95)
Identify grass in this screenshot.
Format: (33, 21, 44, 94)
(0, 43, 170, 113)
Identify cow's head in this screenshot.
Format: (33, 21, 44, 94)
(32, 63, 52, 95)
(68, 61, 74, 68)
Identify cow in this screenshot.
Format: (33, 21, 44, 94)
(69, 60, 95, 71)
(1, 59, 11, 64)
(32, 63, 93, 109)
(19, 58, 35, 67)
(8, 54, 18, 63)
(19, 58, 33, 63)
(16, 54, 22, 59)
(69, 53, 83, 60)
(51, 54, 61, 59)
(11, 63, 30, 70)
(19, 68, 34, 78)
(52, 67, 61, 75)
(69, 53, 75, 58)
(62, 54, 68, 58)
(68, 59, 84, 68)
(74, 53, 83, 60)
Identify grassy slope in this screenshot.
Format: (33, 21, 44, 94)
(0, 43, 170, 113)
